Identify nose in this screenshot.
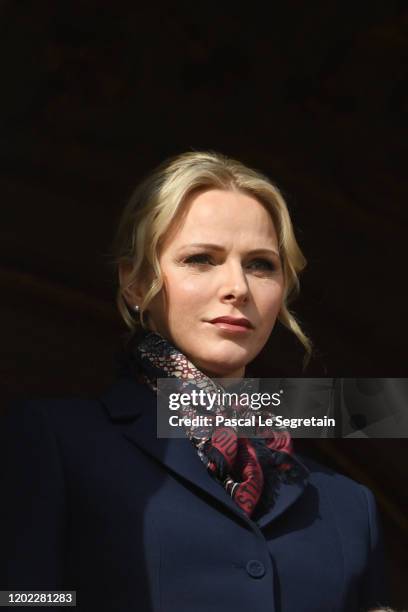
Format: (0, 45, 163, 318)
(218, 261, 250, 305)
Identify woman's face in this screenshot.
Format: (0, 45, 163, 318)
(129, 188, 284, 378)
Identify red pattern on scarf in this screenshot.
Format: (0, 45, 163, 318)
(133, 331, 295, 518)
(209, 426, 292, 516)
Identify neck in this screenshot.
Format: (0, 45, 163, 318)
(215, 376, 244, 389)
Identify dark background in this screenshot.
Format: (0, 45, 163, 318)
(1, 1, 407, 607)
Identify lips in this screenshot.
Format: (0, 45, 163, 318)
(208, 316, 253, 329)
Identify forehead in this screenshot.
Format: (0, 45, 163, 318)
(165, 188, 278, 246)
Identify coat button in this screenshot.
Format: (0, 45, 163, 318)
(246, 559, 265, 578)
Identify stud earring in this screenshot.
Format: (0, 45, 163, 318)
(134, 305, 140, 313)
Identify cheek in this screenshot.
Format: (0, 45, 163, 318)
(255, 282, 284, 318)
(167, 274, 209, 310)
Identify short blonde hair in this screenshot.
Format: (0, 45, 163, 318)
(111, 151, 312, 362)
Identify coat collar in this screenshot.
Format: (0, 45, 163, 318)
(99, 376, 310, 529)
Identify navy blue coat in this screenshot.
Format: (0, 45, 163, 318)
(0, 376, 388, 611)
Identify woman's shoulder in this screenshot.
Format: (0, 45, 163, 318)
(2, 376, 148, 434)
(1, 392, 110, 441)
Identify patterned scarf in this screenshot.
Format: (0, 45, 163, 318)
(127, 331, 300, 519)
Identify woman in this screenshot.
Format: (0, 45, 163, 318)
(0, 151, 387, 611)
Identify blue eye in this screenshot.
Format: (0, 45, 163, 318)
(184, 254, 213, 265)
(248, 259, 275, 271)
(184, 254, 276, 272)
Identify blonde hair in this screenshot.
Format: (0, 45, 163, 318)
(111, 151, 312, 363)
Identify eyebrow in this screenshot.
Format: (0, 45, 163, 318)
(177, 243, 280, 258)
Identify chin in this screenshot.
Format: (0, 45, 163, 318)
(195, 351, 250, 378)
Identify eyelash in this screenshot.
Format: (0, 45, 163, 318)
(184, 253, 276, 272)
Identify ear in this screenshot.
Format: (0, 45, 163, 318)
(118, 261, 145, 309)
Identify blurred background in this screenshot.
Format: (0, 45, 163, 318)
(1, 1, 407, 606)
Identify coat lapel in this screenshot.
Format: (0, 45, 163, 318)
(100, 377, 248, 523)
(256, 462, 309, 528)
(100, 377, 309, 529)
